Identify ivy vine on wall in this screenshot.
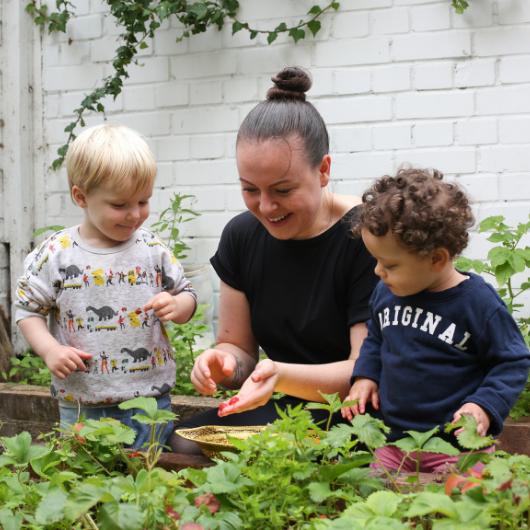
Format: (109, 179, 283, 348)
(26, 0, 469, 169)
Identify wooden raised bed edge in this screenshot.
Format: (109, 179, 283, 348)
(0, 383, 529, 459)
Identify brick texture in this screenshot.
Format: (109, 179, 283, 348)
(27, 0, 530, 320)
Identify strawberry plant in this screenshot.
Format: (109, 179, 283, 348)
(456, 214, 530, 419)
(0, 396, 528, 529)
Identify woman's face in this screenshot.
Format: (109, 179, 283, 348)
(236, 137, 331, 240)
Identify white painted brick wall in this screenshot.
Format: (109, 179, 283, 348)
(24, 0, 530, 319)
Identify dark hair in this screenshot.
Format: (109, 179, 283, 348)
(236, 66, 329, 167)
(354, 168, 475, 257)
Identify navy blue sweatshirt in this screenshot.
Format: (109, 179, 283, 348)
(352, 272, 530, 440)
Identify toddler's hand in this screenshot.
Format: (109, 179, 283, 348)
(42, 345, 92, 379)
(144, 292, 181, 322)
(452, 403, 491, 437)
(341, 378, 379, 421)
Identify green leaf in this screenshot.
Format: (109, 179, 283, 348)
(318, 455, 372, 481)
(1, 431, 49, 467)
(267, 31, 277, 44)
(366, 490, 400, 516)
(118, 396, 158, 418)
(33, 225, 65, 237)
(35, 488, 67, 525)
(509, 251, 526, 272)
(479, 215, 504, 232)
(307, 19, 321, 36)
(350, 414, 389, 449)
(494, 262, 514, 287)
(423, 437, 460, 455)
(232, 20, 245, 34)
(288, 27, 305, 43)
(406, 492, 457, 518)
(444, 415, 495, 450)
(98, 502, 144, 530)
(308, 5, 322, 15)
(400, 426, 440, 449)
(0, 509, 23, 530)
(308, 481, 333, 503)
(488, 246, 511, 267)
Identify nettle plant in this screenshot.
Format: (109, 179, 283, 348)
(456, 214, 530, 418)
(27, 0, 470, 169)
(0, 394, 528, 530)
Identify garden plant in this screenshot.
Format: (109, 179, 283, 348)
(0, 394, 528, 529)
(26, 0, 470, 169)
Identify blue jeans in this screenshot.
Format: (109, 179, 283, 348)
(59, 394, 174, 450)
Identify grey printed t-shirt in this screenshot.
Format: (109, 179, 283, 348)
(15, 226, 196, 407)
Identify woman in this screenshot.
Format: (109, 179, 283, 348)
(174, 67, 378, 451)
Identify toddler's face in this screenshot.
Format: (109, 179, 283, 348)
(361, 229, 440, 297)
(73, 182, 152, 247)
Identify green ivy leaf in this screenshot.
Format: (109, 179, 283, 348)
(288, 27, 305, 43)
(308, 5, 322, 15)
(267, 31, 277, 44)
(232, 20, 245, 33)
(307, 19, 321, 36)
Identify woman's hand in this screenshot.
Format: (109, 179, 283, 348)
(217, 359, 279, 416)
(190, 348, 238, 395)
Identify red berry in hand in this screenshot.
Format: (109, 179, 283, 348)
(228, 396, 239, 406)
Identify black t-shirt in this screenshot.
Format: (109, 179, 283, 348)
(210, 207, 378, 365)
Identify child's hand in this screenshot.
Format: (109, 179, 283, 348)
(144, 292, 183, 322)
(452, 403, 490, 437)
(341, 378, 379, 421)
(42, 345, 92, 380)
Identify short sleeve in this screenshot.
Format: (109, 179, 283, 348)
(159, 245, 196, 301)
(346, 240, 379, 326)
(15, 241, 58, 322)
(210, 214, 245, 291)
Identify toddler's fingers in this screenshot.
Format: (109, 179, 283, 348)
(74, 349, 93, 359)
(371, 391, 380, 411)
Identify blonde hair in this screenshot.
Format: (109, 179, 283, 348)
(66, 124, 157, 195)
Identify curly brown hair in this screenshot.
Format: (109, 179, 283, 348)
(354, 168, 475, 257)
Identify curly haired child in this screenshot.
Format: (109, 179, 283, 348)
(343, 167, 530, 472)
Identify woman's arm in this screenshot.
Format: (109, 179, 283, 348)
(272, 321, 368, 401)
(217, 322, 368, 416)
(190, 281, 259, 394)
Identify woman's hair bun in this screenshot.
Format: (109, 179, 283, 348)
(266, 66, 312, 101)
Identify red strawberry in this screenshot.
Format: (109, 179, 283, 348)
(194, 492, 220, 514)
(228, 396, 239, 406)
